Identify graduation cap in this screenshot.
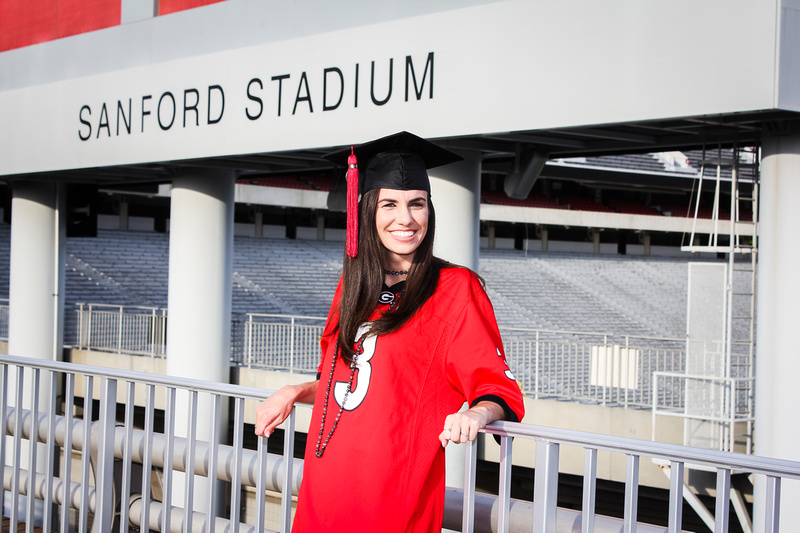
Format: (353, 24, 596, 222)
(323, 131, 463, 258)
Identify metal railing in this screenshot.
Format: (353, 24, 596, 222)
(500, 328, 686, 408)
(242, 313, 326, 371)
(73, 303, 167, 357)
(64, 305, 696, 408)
(652, 372, 756, 454)
(1, 353, 798, 532)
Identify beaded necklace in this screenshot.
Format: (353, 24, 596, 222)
(314, 292, 401, 458)
(315, 337, 362, 458)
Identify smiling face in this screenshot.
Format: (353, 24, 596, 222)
(375, 188, 429, 269)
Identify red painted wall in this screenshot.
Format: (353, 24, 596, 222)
(0, 0, 120, 52)
(0, 0, 227, 53)
(158, 0, 225, 16)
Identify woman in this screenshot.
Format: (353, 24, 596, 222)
(255, 131, 524, 532)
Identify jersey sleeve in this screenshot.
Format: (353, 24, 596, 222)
(444, 270, 525, 423)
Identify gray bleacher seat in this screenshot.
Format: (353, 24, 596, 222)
(0, 227, 737, 341)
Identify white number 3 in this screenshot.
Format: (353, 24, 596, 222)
(334, 325, 375, 411)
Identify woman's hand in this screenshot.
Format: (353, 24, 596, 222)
(254, 381, 318, 438)
(438, 401, 505, 447)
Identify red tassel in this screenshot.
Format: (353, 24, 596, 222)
(346, 147, 359, 258)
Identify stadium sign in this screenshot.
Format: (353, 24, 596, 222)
(75, 53, 435, 142)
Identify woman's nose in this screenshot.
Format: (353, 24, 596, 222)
(395, 205, 414, 225)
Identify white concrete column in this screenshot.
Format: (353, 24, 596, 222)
(754, 133, 800, 530)
(429, 151, 481, 496)
(8, 181, 66, 362)
(165, 168, 236, 512)
(7, 180, 66, 523)
(429, 150, 481, 270)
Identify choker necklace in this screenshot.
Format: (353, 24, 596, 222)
(383, 269, 410, 276)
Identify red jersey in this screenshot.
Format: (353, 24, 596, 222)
(292, 267, 524, 533)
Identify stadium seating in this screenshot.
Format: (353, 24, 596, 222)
(481, 190, 566, 209)
(560, 195, 615, 213)
(0, 225, 747, 342)
(607, 199, 662, 216)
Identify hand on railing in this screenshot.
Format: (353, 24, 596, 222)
(255, 381, 319, 438)
(439, 401, 506, 448)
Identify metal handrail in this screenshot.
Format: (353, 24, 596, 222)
(1, 353, 798, 533)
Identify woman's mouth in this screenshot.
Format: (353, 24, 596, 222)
(390, 230, 416, 239)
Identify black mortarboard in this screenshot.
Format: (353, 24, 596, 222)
(323, 131, 463, 258)
(323, 131, 463, 194)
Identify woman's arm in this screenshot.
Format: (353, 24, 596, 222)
(438, 400, 506, 447)
(254, 380, 319, 438)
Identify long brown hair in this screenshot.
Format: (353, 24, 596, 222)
(336, 188, 448, 363)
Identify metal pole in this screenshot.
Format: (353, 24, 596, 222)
(95, 377, 117, 532)
(150, 308, 157, 358)
(289, 317, 295, 373)
(462, 439, 478, 533)
(532, 440, 559, 533)
(623, 454, 639, 533)
(118, 305, 123, 354)
(582, 448, 597, 533)
(246, 315, 253, 367)
(86, 304, 93, 350)
(534, 331, 540, 399)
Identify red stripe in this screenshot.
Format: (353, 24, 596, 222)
(158, 0, 225, 16)
(0, 0, 120, 52)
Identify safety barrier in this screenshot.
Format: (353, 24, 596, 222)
(242, 313, 326, 371)
(652, 372, 756, 454)
(62, 306, 696, 409)
(1, 353, 798, 532)
(73, 303, 167, 357)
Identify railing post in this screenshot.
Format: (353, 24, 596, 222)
(150, 308, 157, 358)
(206, 394, 221, 533)
(161, 388, 176, 533)
(624, 454, 640, 533)
(78, 376, 94, 533)
(462, 439, 478, 533)
(95, 377, 118, 532)
(535, 331, 540, 399)
(533, 439, 559, 533)
(246, 314, 253, 367)
(582, 448, 597, 533)
(715, 468, 731, 533)
(651, 374, 658, 442)
(77, 303, 84, 347)
(25, 368, 40, 531)
(764, 475, 781, 533)
(86, 304, 93, 349)
(289, 317, 296, 373)
(497, 436, 513, 533)
(281, 407, 296, 532)
(667, 461, 684, 533)
(0, 364, 7, 517)
(161, 308, 167, 357)
(118, 305, 124, 354)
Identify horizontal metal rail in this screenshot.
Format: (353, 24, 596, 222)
(1, 353, 798, 533)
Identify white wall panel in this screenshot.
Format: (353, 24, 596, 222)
(0, 0, 786, 175)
